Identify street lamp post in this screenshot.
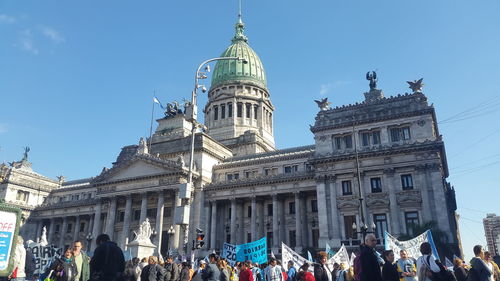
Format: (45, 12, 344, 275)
(352, 221, 377, 243)
(166, 225, 175, 256)
(179, 56, 247, 255)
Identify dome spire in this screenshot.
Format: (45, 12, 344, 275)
(232, 0, 248, 43)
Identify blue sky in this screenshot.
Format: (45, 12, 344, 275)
(1, 0, 499, 259)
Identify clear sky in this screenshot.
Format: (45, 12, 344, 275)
(1, 0, 499, 260)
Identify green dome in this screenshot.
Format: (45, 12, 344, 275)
(211, 20, 267, 90)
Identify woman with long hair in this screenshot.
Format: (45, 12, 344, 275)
(45, 247, 78, 281)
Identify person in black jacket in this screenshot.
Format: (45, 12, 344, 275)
(89, 234, 125, 281)
(45, 247, 79, 281)
(314, 251, 332, 281)
(453, 258, 468, 281)
(359, 234, 383, 281)
(381, 250, 398, 281)
(141, 256, 166, 281)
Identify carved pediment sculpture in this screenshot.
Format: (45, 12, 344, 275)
(366, 192, 390, 208)
(396, 190, 422, 205)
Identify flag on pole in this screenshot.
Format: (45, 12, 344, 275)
(325, 243, 336, 259)
(153, 96, 164, 109)
(307, 251, 314, 262)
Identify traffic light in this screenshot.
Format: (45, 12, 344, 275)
(195, 228, 205, 249)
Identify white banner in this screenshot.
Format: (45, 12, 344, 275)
(27, 242, 62, 275)
(328, 244, 350, 268)
(281, 243, 312, 272)
(384, 230, 439, 260)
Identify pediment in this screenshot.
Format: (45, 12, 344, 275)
(93, 154, 184, 183)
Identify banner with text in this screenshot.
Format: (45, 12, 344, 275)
(281, 243, 312, 272)
(328, 244, 350, 269)
(384, 230, 439, 260)
(222, 243, 237, 266)
(27, 242, 62, 275)
(236, 237, 267, 264)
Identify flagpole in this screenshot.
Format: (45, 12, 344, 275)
(149, 92, 155, 152)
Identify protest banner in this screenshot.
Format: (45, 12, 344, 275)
(222, 242, 237, 266)
(328, 244, 350, 268)
(384, 230, 439, 260)
(0, 203, 21, 277)
(281, 242, 312, 271)
(27, 242, 62, 275)
(235, 237, 267, 264)
(325, 243, 336, 259)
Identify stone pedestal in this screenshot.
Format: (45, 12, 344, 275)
(127, 240, 157, 259)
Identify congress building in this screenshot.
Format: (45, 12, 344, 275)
(0, 16, 461, 258)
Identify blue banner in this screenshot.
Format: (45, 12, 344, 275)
(235, 237, 267, 264)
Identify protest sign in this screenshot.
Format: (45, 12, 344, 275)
(222, 242, 237, 266)
(0, 203, 21, 277)
(235, 237, 267, 264)
(328, 244, 350, 268)
(384, 230, 439, 260)
(27, 242, 62, 275)
(281, 242, 312, 271)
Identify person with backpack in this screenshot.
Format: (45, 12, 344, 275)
(358, 234, 383, 281)
(468, 245, 492, 281)
(416, 242, 441, 281)
(287, 261, 297, 281)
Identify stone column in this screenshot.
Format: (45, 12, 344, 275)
(294, 192, 303, 252)
(386, 169, 400, 235)
(91, 199, 103, 250)
(315, 179, 329, 248)
(300, 196, 309, 247)
(230, 199, 237, 244)
(272, 194, 279, 251)
(238, 200, 245, 244)
(59, 217, 68, 248)
(88, 215, 94, 236)
(73, 216, 81, 242)
(155, 190, 165, 255)
(140, 193, 148, 223)
(121, 194, 133, 248)
(172, 190, 181, 250)
(48, 218, 56, 245)
(251, 197, 257, 241)
(416, 167, 432, 223)
(328, 178, 341, 244)
(210, 201, 218, 250)
(278, 197, 286, 244)
(258, 200, 264, 239)
(105, 197, 117, 240)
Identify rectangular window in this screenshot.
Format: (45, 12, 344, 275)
(334, 135, 353, 149)
(147, 208, 156, 218)
(370, 177, 382, 193)
(335, 137, 342, 150)
(245, 170, 257, 179)
(289, 230, 296, 248)
(247, 206, 252, 218)
(372, 131, 381, 144)
(284, 165, 298, 174)
(344, 215, 356, 239)
(247, 232, 252, 243)
(79, 222, 85, 232)
(265, 167, 278, 176)
(227, 173, 239, 181)
(401, 174, 414, 190)
(267, 232, 273, 248)
(361, 132, 370, 146)
(133, 210, 141, 221)
(289, 202, 296, 214)
(118, 211, 125, 222)
(312, 229, 319, 248)
(405, 212, 419, 236)
(228, 103, 233, 117)
(214, 106, 218, 120)
(344, 135, 353, 148)
(342, 180, 352, 195)
(16, 190, 30, 202)
(221, 104, 226, 119)
(237, 103, 243, 117)
(67, 223, 73, 233)
(228, 207, 231, 219)
(164, 207, 172, 218)
(311, 200, 318, 212)
(390, 126, 411, 142)
(254, 106, 258, 120)
(226, 234, 231, 243)
(267, 204, 273, 216)
(246, 103, 251, 118)
(373, 214, 388, 239)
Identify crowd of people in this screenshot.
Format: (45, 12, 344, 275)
(5, 233, 500, 281)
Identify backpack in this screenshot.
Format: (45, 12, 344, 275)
(422, 256, 456, 281)
(353, 254, 362, 281)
